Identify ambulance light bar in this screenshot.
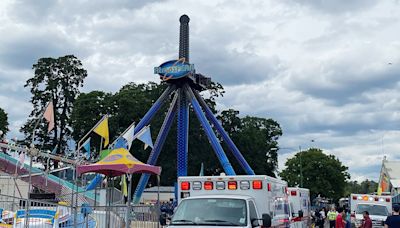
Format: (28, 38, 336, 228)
(193, 181, 202, 190)
(180, 180, 266, 190)
(253, 180, 262, 190)
(181, 182, 190, 190)
(216, 181, 225, 190)
(352, 195, 391, 202)
(240, 181, 250, 190)
(290, 190, 297, 196)
(228, 181, 237, 190)
(204, 181, 213, 190)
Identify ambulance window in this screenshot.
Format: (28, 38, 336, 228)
(273, 199, 290, 217)
(249, 201, 258, 221)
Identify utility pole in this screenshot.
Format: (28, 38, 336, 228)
(299, 146, 303, 188)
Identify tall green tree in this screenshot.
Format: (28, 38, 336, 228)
(280, 148, 350, 201)
(0, 107, 9, 136)
(218, 110, 282, 176)
(70, 91, 113, 141)
(21, 55, 87, 153)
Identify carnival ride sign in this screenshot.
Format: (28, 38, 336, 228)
(154, 58, 195, 81)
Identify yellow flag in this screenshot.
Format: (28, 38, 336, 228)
(94, 117, 109, 147)
(122, 175, 128, 197)
(377, 186, 382, 195)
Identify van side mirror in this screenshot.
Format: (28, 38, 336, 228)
(262, 213, 272, 228)
(298, 210, 303, 218)
(251, 218, 259, 227)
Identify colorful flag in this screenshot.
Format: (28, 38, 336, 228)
(43, 101, 55, 132)
(136, 126, 153, 149)
(122, 175, 128, 197)
(114, 137, 128, 150)
(83, 137, 91, 159)
(93, 116, 109, 147)
(122, 124, 135, 150)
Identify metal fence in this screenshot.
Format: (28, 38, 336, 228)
(0, 194, 161, 228)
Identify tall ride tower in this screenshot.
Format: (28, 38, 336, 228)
(133, 15, 255, 203)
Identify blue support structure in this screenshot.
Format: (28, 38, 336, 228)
(122, 15, 258, 204)
(184, 86, 236, 175)
(193, 90, 255, 175)
(134, 85, 175, 134)
(177, 88, 189, 177)
(132, 92, 179, 203)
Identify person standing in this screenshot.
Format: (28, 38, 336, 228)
(314, 208, 324, 228)
(385, 204, 400, 228)
(359, 211, 372, 228)
(327, 207, 338, 228)
(319, 208, 326, 228)
(345, 209, 351, 228)
(335, 208, 345, 228)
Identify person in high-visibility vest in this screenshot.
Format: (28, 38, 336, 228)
(327, 207, 338, 228)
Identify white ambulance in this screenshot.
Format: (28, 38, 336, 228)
(350, 194, 392, 227)
(168, 175, 290, 228)
(287, 187, 311, 228)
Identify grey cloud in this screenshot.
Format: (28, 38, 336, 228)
(0, 32, 91, 69)
(7, 0, 163, 24)
(290, 0, 377, 14)
(193, 47, 281, 85)
(288, 65, 400, 106)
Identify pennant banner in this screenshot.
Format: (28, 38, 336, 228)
(122, 175, 128, 197)
(93, 117, 109, 147)
(43, 101, 55, 133)
(83, 137, 91, 159)
(122, 124, 135, 150)
(137, 126, 153, 150)
(114, 137, 128, 150)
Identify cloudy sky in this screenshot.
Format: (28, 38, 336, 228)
(1, 0, 399, 182)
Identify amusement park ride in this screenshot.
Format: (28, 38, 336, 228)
(0, 15, 256, 207)
(131, 15, 255, 203)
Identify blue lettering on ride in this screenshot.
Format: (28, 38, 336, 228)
(154, 59, 195, 80)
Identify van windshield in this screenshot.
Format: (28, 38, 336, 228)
(356, 204, 389, 216)
(171, 198, 247, 226)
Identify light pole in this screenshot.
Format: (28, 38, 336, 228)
(271, 146, 304, 187)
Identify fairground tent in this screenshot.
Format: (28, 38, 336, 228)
(77, 148, 161, 177)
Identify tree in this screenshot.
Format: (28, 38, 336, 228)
(21, 55, 87, 153)
(345, 180, 378, 196)
(218, 110, 282, 176)
(0, 107, 9, 136)
(70, 91, 113, 151)
(280, 148, 350, 201)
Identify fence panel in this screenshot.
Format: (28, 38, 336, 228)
(0, 194, 161, 228)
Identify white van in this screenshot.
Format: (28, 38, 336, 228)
(168, 175, 290, 228)
(350, 194, 392, 227)
(287, 187, 311, 228)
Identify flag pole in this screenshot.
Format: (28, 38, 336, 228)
(26, 101, 52, 228)
(76, 115, 107, 160)
(99, 137, 103, 155)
